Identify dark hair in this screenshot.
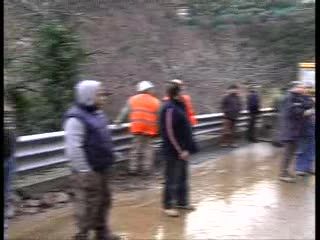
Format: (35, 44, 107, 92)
(166, 82, 181, 99)
(228, 84, 238, 90)
(289, 81, 302, 88)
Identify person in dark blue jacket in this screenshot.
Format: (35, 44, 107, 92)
(278, 82, 313, 182)
(159, 82, 198, 217)
(246, 86, 260, 142)
(295, 93, 315, 175)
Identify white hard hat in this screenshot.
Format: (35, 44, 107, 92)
(171, 79, 184, 85)
(137, 81, 154, 92)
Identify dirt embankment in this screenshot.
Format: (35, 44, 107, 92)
(5, 0, 308, 120)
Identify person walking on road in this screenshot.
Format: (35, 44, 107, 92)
(115, 81, 160, 176)
(295, 89, 315, 176)
(159, 82, 198, 217)
(64, 80, 120, 240)
(246, 86, 260, 142)
(278, 82, 313, 182)
(163, 79, 198, 126)
(220, 84, 243, 148)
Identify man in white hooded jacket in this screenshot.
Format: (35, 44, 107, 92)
(64, 80, 120, 240)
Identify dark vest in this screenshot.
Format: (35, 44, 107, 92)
(160, 99, 197, 156)
(64, 105, 114, 171)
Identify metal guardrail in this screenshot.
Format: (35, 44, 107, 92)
(15, 108, 275, 173)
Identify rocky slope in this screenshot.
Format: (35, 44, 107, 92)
(4, 0, 314, 120)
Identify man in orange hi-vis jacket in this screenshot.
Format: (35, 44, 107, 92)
(115, 81, 161, 176)
(163, 79, 198, 126)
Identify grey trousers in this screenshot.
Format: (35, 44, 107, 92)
(280, 141, 298, 176)
(71, 170, 112, 239)
(129, 134, 154, 174)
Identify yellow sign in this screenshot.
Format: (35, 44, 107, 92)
(299, 62, 315, 68)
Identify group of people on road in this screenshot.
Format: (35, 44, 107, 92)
(63, 79, 199, 239)
(62, 78, 268, 239)
(114, 79, 197, 177)
(220, 84, 261, 147)
(220, 81, 315, 184)
(4, 78, 314, 240)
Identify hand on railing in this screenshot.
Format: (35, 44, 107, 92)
(113, 121, 123, 130)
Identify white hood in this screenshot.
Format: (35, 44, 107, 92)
(75, 80, 101, 106)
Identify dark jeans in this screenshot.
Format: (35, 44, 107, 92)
(280, 141, 298, 176)
(271, 114, 281, 143)
(163, 154, 189, 209)
(295, 137, 315, 172)
(247, 113, 258, 141)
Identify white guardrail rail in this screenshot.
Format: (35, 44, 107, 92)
(15, 108, 275, 173)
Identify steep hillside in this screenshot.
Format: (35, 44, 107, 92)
(4, 0, 314, 133)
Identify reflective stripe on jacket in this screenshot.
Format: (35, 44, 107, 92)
(129, 94, 160, 136)
(162, 94, 197, 126)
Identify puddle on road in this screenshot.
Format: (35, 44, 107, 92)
(9, 143, 315, 240)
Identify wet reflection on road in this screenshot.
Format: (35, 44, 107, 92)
(9, 143, 315, 240)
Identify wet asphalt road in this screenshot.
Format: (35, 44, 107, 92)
(9, 143, 315, 240)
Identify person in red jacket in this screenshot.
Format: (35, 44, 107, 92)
(163, 79, 198, 126)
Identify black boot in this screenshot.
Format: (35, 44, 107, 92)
(109, 234, 122, 240)
(74, 232, 88, 240)
(95, 228, 121, 240)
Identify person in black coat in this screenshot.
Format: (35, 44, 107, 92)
(220, 84, 243, 147)
(246, 86, 260, 142)
(271, 87, 287, 147)
(159, 82, 198, 217)
(278, 82, 313, 182)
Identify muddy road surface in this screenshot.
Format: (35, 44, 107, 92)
(9, 143, 315, 240)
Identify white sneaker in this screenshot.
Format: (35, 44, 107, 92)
(279, 175, 296, 183)
(295, 171, 307, 176)
(175, 205, 196, 211)
(164, 209, 179, 217)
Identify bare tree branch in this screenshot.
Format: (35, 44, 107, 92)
(84, 49, 110, 56)
(8, 84, 40, 93)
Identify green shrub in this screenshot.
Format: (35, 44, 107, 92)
(6, 20, 86, 135)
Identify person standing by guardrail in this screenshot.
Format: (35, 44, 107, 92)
(246, 86, 261, 142)
(64, 80, 120, 240)
(163, 79, 198, 126)
(220, 84, 243, 148)
(278, 82, 313, 183)
(115, 81, 160, 177)
(4, 102, 16, 240)
(159, 82, 198, 217)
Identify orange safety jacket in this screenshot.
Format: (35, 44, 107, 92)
(162, 94, 197, 126)
(129, 94, 160, 136)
